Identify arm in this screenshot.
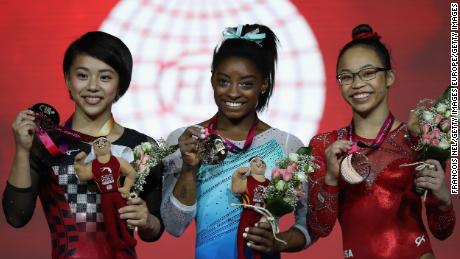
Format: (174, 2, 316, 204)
(118, 158, 137, 198)
(160, 127, 201, 236)
(307, 134, 342, 238)
(231, 167, 249, 194)
(171, 127, 204, 206)
(73, 152, 93, 181)
(3, 110, 43, 228)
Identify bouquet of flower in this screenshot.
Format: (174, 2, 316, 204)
(413, 86, 452, 163)
(130, 140, 178, 197)
(264, 146, 318, 218)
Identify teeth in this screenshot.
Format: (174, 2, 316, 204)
(353, 93, 370, 99)
(225, 102, 242, 107)
(85, 97, 102, 105)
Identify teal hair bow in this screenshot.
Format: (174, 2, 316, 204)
(222, 24, 266, 44)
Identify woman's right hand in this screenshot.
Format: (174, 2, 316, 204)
(324, 140, 352, 185)
(12, 110, 36, 153)
(178, 126, 205, 169)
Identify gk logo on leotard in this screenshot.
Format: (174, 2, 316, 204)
(415, 235, 426, 247)
(344, 249, 354, 258)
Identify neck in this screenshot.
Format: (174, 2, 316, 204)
(96, 154, 111, 164)
(72, 107, 113, 136)
(252, 174, 266, 183)
(352, 104, 390, 139)
(215, 111, 257, 136)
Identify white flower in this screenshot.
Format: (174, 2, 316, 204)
(436, 103, 448, 114)
(141, 142, 153, 152)
(295, 172, 307, 183)
(288, 153, 299, 162)
(445, 110, 451, 118)
(275, 180, 286, 191)
(438, 138, 450, 149)
(422, 111, 435, 123)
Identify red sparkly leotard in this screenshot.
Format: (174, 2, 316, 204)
(308, 124, 455, 259)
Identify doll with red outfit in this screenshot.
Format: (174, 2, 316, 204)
(74, 136, 138, 257)
(232, 156, 278, 259)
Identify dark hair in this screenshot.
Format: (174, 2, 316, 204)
(63, 31, 133, 102)
(211, 24, 279, 111)
(337, 24, 391, 71)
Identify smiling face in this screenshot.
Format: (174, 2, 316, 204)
(337, 46, 394, 116)
(66, 54, 119, 119)
(93, 137, 111, 156)
(250, 156, 266, 176)
(211, 56, 267, 120)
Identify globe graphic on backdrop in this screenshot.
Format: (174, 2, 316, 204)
(100, 0, 325, 143)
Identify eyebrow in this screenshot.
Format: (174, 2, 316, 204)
(216, 72, 256, 80)
(338, 64, 377, 73)
(75, 67, 116, 73)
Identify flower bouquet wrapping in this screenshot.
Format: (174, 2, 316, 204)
(404, 85, 452, 198)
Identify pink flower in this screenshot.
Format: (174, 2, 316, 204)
(272, 168, 282, 179)
(421, 134, 432, 145)
(433, 114, 443, 125)
(421, 123, 430, 134)
(281, 169, 293, 181)
(431, 128, 441, 139)
(440, 119, 450, 132)
(431, 138, 440, 146)
(287, 163, 298, 173)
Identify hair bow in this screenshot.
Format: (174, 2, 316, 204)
(222, 24, 266, 44)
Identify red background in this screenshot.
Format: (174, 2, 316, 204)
(0, 0, 459, 258)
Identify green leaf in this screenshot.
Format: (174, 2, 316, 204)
(434, 85, 452, 105)
(296, 146, 312, 155)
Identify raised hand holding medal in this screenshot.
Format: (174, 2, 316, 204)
(30, 102, 115, 156)
(340, 113, 394, 184)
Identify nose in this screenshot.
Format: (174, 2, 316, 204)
(351, 74, 365, 89)
(226, 83, 241, 98)
(87, 75, 98, 91)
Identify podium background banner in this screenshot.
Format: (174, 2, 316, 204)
(0, 1, 458, 258)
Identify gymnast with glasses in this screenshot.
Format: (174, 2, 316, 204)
(307, 24, 455, 259)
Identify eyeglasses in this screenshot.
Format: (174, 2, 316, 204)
(336, 67, 388, 86)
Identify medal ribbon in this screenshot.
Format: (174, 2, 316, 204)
(35, 113, 115, 156)
(207, 115, 259, 154)
(348, 113, 394, 154)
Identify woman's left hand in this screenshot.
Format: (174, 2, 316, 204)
(119, 197, 159, 231)
(243, 222, 280, 254)
(414, 159, 451, 209)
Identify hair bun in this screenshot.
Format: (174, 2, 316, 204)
(352, 24, 381, 40)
